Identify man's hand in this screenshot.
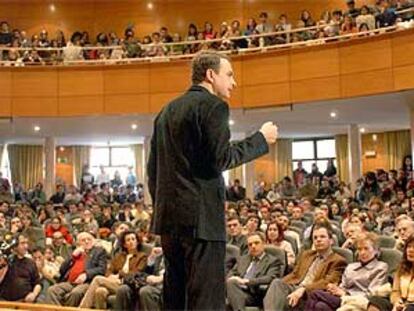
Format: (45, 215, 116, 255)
(24, 292, 37, 303)
(72, 247, 85, 257)
(287, 287, 305, 307)
(260, 122, 278, 144)
(327, 283, 346, 297)
(73, 272, 87, 284)
(146, 275, 163, 285)
(228, 276, 250, 286)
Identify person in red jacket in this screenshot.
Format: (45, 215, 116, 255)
(45, 216, 73, 245)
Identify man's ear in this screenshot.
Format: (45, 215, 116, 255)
(205, 68, 215, 84)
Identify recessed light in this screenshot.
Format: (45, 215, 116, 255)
(330, 111, 337, 118)
(131, 124, 138, 130)
(229, 119, 235, 126)
(34, 126, 40, 132)
(49, 4, 56, 12)
(359, 127, 366, 133)
(147, 2, 153, 9)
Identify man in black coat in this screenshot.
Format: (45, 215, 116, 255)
(147, 51, 278, 311)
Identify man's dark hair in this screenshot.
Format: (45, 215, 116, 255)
(259, 12, 268, 18)
(247, 231, 266, 242)
(191, 51, 230, 84)
(313, 224, 333, 239)
(226, 216, 241, 224)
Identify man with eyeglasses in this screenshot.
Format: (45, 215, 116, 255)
(46, 231, 107, 307)
(51, 231, 72, 261)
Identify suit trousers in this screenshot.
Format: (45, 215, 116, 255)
(161, 234, 225, 311)
(140, 284, 163, 311)
(79, 275, 121, 309)
(263, 279, 298, 311)
(46, 282, 89, 306)
(226, 278, 262, 311)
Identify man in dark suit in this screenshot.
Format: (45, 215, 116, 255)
(147, 51, 278, 311)
(226, 232, 283, 311)
(227, 216, 248, 255)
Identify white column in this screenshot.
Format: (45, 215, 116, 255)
(44, 137, 56, 198)
(347, 124, 362, 193)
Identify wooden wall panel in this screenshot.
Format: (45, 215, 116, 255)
(103, 66, 150, 95)
(12, 97, 58, 116)
(58, 96, 104, 116)
(229, 88, 242, 108)
(0, 70, 12, 116)
(290, 46, 339, 81)
(361, 133, 386, 173)
(149, 62, 191, 94)
(394, 64, 414, 91)
(12, 70, 58, 97)
(56, 146, 74, 186)
(243, 83, 290, 108)
(242, 52, 289, 86)
(392, 31, 414, 67)
(0, 70, 12, 97)
(59, 69, 104, 96)
(341, 69, 394, 98)
(150, 92, 181, 113)
(0, 98, 11, 117)
(291, 76, 341, 103)
(104, 94, 150, 114)
(339, 38, 392, 75)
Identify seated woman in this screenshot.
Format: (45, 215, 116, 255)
(306, 232, 388, 311)
(265, 220, 295, 268)
(368, 234, 414, 311)
(79, 230, 147, 309)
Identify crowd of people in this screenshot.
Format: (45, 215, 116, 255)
(0, 153, 413, 310)
(0, 0, 413, 65)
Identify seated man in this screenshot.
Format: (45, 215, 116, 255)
(226, 231, 284, 311)
(227, 216, 248, 255)
(115, 246, 165, 311)
(46, 231, 107, 306)
(395, 219, 414, 251)
(341, 223, 363, 255)
(51, 231, 72, 262)
(0, 233, 41, 302)
(263, 225, 347, 311)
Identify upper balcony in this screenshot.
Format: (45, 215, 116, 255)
(1, 17, 414, 118)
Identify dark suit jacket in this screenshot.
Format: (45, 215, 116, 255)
(283, 249, 347, 292)
(148, 85, 269, 241)
(227, 234, 248, 256)
(228, 252, 283, 287)
(59, 245, 107, 282)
